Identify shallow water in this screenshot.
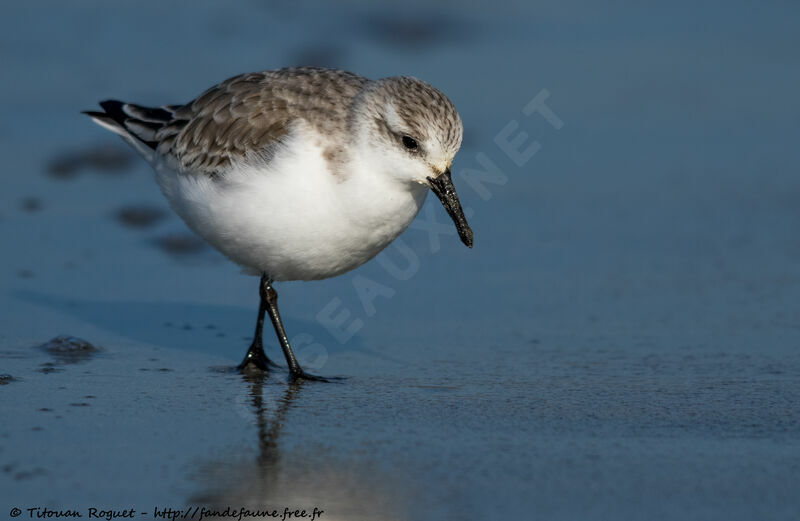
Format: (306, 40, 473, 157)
(2, 1, 800, 519)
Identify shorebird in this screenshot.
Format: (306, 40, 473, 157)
(84, 67, 472, 380)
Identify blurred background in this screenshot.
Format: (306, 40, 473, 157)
(2, 1, 799, 520)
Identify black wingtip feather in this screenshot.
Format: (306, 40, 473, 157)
(84, 100, 166, 151)
(82, 110, 107, 118)
(98, 100, 127, 123)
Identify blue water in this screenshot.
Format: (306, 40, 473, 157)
(2, 1, 800, 520)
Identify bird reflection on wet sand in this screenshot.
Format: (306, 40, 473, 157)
(189, 374, 408, 521)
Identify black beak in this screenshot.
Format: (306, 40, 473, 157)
(427, 168, 473, 248)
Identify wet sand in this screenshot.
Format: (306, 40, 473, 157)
(2, 1, 800, 519)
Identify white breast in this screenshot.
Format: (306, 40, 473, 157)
(153, 125, 428, 281)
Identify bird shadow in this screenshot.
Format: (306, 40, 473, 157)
(11, 289, 395, 366)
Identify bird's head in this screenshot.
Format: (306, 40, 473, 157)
(350, 76, 472, 248)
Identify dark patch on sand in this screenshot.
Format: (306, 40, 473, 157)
(152, 232, 207, 256)
(46, 143, 136, 179)
(37, 335, 101, 364)
(17, 269, 34, 279)
(13, 467, 45, 481)
(38, 363, 63, 374)
(20, 197, 42, 213)
(359, 11, 473, 50)
(292, 43, 347, 69)
(114, 204, 168, 229)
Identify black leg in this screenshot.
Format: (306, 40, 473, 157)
(260, 278, 331, 382)
(238, 275, 280, 372)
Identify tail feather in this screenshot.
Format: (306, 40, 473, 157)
(82, 99, 180, 161)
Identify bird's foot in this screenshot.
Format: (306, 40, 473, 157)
(289, 369, 346, 383)
(237, 344, 280, 372)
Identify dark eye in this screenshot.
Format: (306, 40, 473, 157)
(402, 136, 418, 150)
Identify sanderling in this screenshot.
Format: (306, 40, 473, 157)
(84, 67, 472, 381)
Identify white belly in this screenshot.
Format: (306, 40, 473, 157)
(153, 130, 428, 281)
